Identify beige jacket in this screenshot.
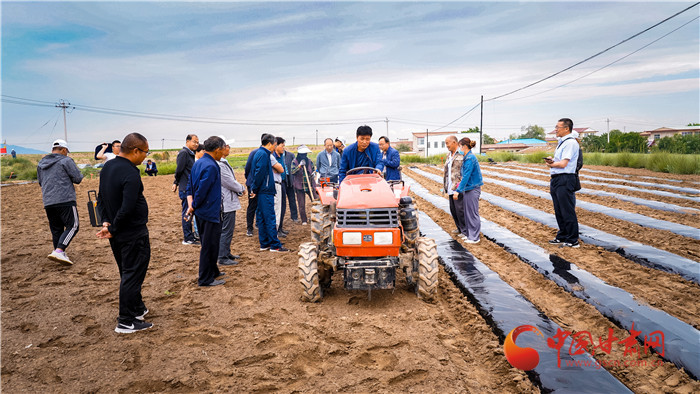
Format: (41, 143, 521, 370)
(443, 151, 464, 194)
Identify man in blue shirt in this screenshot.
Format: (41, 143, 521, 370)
(545, 118, 580, 248)
(378, 136, 401, 181)
(244, 144, 261, 237)
(250, 133, 287, 252)
(186, 136, 227, 286)
(338, 125, 385, 183)
(316, 138, 341, 183)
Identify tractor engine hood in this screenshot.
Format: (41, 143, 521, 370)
(336, 174, 399, 210)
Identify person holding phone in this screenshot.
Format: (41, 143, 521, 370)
(545, 118, 580, 248)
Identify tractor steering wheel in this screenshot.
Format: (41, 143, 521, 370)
(346, 167, 381, 176)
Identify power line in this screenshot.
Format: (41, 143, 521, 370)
(501, 15, 700, 102)
(485, 2, 699, 101)
(428, 102, 481, 132)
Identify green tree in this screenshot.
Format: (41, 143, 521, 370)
(581, 134, 606, 152)
(395, 143, 411, 152)
(686, 123, 700, 126)
(462, 126, 480, 133)
(483, 134, 495, 144)
(517, 124, 545, 140)
(655, 134, 700, 154)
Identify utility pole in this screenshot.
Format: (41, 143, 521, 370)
(479, 95, 484, 154)
(293, 136, 295, 146)
(425, 128, 429, 158)
(606, 118, 610, 144)
(161, 138, 165, 150)
(384, 117, 389, 139)
(55, 100, 73, 142)
(316, 129, 318, 146)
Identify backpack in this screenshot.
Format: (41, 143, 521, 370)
(574, 145, 583, 191)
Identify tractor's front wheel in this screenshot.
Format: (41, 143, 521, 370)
(311, 202, 332, 250)
(415, 237, 439, 301)
(298, 242, 322, 302)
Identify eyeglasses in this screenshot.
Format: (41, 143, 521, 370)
(136, 147, 150, 156)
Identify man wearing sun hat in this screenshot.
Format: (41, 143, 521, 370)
(37, 139, 84, 265)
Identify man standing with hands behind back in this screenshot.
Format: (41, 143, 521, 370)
(96, 133, 153, 334)
(173, 134, 199, 245)
(545, 118, 580, 248)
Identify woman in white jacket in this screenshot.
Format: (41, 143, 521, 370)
(217, 138, 245, 265)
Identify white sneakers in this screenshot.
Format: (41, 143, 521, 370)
(48, 250, 73, 265)
(458, 234, 480, 244)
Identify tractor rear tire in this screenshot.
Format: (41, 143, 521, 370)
(298, 242, 322, 302)
(415, 237, 438, 301)
(311, 202, 332, 249)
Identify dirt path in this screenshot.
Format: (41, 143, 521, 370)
(2, 174, 535, 392)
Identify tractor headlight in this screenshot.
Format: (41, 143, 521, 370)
(342, 232, 362, 245)
(374, 232, 393, 245)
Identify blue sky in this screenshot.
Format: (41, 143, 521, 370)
(2, 1, 698, 151)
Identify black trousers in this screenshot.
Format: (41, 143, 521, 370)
(279, 185, 287, 231)
(181, 196, 195, 242)
(550, 174, 579, 243)
(246, 185, 258, 233)
(196, 217, 222, 286)
(45, 204, 79, 250)
(448, 193, 467, 234)
(218, 211, 236, 259)
(109, 234, 150, 324)
(285, 184, 298, 221)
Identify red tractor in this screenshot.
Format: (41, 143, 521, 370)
(298, 167, 438, 302)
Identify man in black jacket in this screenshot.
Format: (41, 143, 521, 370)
(97, 132, 153, 334)
(244, 144, 260, 237)
(173, 134, 199, 244)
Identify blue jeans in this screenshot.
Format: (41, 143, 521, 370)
(256, 193, 282, 250)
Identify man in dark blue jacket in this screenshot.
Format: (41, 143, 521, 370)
(244, 144, 260, 237)
(173, 134, 199, 244)
(338, 125, 385, 183)
(378, 136, 401, 181)
(186, 136, 227, 286)
(250, 133, 287, 252)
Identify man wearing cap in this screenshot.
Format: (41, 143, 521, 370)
(273, 137, 291, 236)
(173, 134, 199, 245)
(334, 137, 346, 157)
(317, 138, 341, 183)
(291, 144, 317, 225)
(279, 140, 299, 228)
(37, 139, 84, 265)
(338, 125, 385, 183)
(217, 137, 244, 266)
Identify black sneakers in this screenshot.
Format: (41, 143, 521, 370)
(135, 308, 149, 321)
(548, 239, 564, 244)
(200, 279, 225, 287)
(562, 241, 580, 248)
(218, 258, 239, 266)
(115, 320, 153, 334)
(270, 247, 289, 252)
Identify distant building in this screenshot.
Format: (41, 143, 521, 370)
(412, 131, 481, 157)
(546, 127, 597, 144)
(640, 126, 700, 145)
(392, 138, 414, 152)
(482, 138, 548, 153)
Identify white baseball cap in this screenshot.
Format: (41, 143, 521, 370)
(335, 136, 346, 145)
(297, 145, 312, 154)
(52, 139, 69, 151)
(216, 135, 235, 146)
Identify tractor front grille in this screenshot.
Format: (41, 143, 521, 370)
(336, 208, 399, 228)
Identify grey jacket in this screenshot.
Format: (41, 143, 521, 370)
(37, 153, 83, 207)
(316, 149, 341, 179)
(218, 159, 244, 212)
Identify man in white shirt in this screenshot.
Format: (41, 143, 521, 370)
(442, 136, 466, 235)
(545, 117, 580, 248)
(270, 139, 285, 232)
(96, 140, 121, 162)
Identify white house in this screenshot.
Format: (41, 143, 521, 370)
(412, 131, 481, 157)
